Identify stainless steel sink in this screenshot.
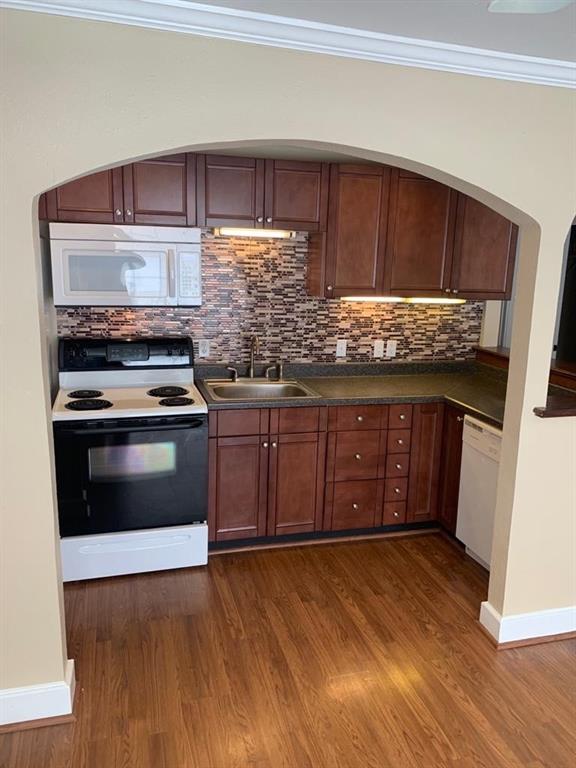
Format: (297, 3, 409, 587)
(203, 378, 320, 401)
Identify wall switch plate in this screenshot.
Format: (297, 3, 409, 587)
(336, 339, 347, 358)
(373, 340, 385, 358)
(386, 340, 397, 358)
(198, 339, 210, 358)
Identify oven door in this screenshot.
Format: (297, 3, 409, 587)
(54, 416, 207, 536)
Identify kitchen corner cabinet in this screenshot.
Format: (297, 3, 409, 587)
(44, 154, 196, 226)
(208, 407, 326, 542)
(437, 406, 465, 534)
(407, 403, 444, 523)
(196, 155, 329, 231)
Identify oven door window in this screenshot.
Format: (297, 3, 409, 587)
(89, 442, 176, 482)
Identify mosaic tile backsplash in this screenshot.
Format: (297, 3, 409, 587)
(56, 232, 484, 364)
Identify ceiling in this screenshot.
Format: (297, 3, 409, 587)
(196, 0, 576, 61)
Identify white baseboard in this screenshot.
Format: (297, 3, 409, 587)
(480, 601, 576, 644)
(0, 659, 75, 726)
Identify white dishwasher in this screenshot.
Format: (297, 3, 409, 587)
(456, 415, 503, 570)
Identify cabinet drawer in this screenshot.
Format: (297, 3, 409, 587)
(388, 404, 413, 430)
(384, 478, 408, 502)
(328, 480, 382, 531)
(329, 405, 387, 431)
(385, 454, 410, 478)
(270, 407, 324, 434)
(387, 429, 411, 454)
(213, 409, 269, 437)
(333, 431, 382, 481)
(382, 501, 407, 525)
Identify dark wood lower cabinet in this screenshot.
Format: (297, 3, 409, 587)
(407, 403, 445, 522)
(437, 406, 465, 534)
(267, 432, 326, 536)
(325, 479, 384, 531)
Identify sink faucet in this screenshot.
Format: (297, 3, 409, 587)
(248, 335, 260, 378)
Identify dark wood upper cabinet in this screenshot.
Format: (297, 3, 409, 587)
(437, 406, 465, 534)
(267, 432, 326, 537)
(196, 154, 265, 228)
(264, 160, 329, 232)
(123, 154, 196, 226)
(451, 195, 518, 299)
(407, 403, 444, 523)
(46, 168, 124, 223)
(384, 170, 457, 296)
(323, 164, 391, 298)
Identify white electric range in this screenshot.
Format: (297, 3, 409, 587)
(52, 337, 209, 581)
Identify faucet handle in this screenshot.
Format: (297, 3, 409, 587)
(265, 365, 276, 380)
(226, 365, 239, 383)
(276, 361, 284, 381)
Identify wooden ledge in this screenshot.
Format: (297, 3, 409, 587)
(533, 392, 576, 419)
(474, 346, 576, 393)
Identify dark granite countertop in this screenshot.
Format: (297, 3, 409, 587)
(197, 366, 509, 427)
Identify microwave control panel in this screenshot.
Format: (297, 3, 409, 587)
(178, 250, 202, 305)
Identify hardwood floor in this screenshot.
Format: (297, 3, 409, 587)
(2, 534, 575, 767)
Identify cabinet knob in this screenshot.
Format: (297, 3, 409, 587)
(271, 441, 277, 448)
(457, 416, 464, 422)
(397, 439, 404, 445)
(354, 453, 362, 461)
(395, 463, 402, 470)
(266, 217, 273, 223)
(356, 415, 364, 422)
(125, 208, 132, 218)
(326, 285, 333, 292)
(399, 414, 406, 421)
(444, 288, 451, 293)
(262, 442, 269, 448)
(115, 208, 122, 217)
(452, 289, 459, 294)
(256, 216, 264, 223)
(393, 511, 400, 518)
(352, 503, 359, 510)
(394, 487, 401, 494)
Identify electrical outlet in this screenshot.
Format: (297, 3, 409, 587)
(336, 339, 347, 358)
(386, 340, 397, 358)
(373, 340, 385, 358)
(198, 339, 210, 358)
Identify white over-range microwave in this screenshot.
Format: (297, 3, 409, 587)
(48, 223, 202, 306)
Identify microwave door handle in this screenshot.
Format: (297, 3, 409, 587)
(168, 249, 176, 298)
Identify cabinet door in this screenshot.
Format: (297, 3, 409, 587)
(384, 169, 457, 296)
(47, 168, 124, 223)
(264, 160, 329, 232)
(197, 155, 264, 227)
(267, 433, 326, 537)
(451, 195, 518, 299)
(437, 406, 465, 534)
(407, 403, 444, 522)
(123, 154, 195, 226)
(208, 436, 267, 542)
(324, 164, 390, 298)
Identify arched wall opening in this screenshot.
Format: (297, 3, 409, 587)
(2, 7, 575, 719)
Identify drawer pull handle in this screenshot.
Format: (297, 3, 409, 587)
(399, 414, 406, 421)
(356, 415, 364, 422)
(393, 511, 400, 518)
(395, 463, 402, 470)
(354, 453, 362, 460)
(394, 487, 401, 494)
(352, 503, 359, 510)
(397, 439, 404, 445)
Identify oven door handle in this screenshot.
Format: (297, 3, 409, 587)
(59, 419, 206, 436)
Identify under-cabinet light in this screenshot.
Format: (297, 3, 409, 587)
(215, 227, 295, 239)
(404, 297, 466, 305)
(341, 296, 404, 303)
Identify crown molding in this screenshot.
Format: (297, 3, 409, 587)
(2, 0, 575, 88)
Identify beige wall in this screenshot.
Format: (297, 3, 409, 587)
(1, 9, 575, 693)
